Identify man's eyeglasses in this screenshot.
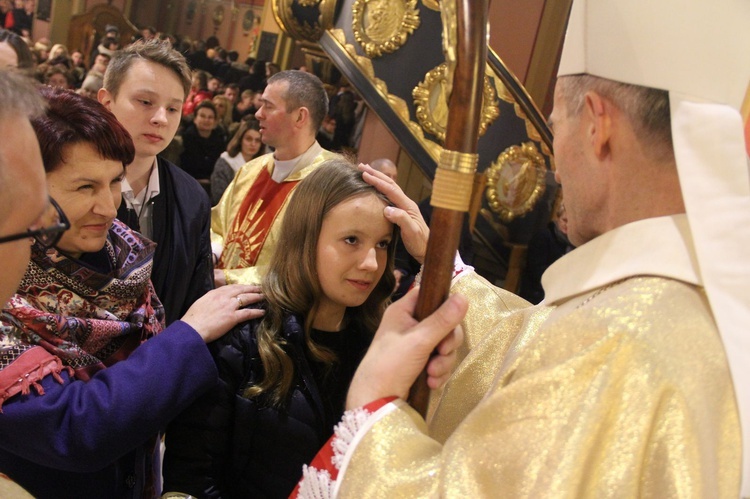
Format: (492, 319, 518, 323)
(0, 198, 70, 248)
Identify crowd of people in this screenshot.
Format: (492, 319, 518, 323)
(0, 24, 365, 202)
(0, 27, 393, 497)
(1, 0, 33, 39)
(0, 0, 747, 497)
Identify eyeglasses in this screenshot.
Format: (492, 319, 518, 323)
(0, 197, 70, 248)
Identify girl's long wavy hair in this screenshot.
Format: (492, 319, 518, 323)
(245, 158, 397, 407)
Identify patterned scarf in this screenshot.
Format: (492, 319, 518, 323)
(0, 220, 165, 386)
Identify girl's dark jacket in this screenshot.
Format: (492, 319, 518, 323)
(163, 308, 370, 498)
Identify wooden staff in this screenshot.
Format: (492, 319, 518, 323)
(407, 0, 489, 416)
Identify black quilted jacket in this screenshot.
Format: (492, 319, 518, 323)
(163, 308, 369, 498)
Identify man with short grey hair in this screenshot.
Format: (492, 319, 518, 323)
(0, 70, 63, 499)
(0, 71, 58, 309)
(212, 70, 340, 286)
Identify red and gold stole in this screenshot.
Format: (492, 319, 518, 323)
(218, 166, 298, 269)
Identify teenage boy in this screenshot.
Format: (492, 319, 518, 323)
(99, 39, 214, 324)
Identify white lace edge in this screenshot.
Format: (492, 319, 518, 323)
(330, 406, 373, 469)
(332, 400, 403, 497)
(297, 465, 335, 499)
(297, 402, 401, 499)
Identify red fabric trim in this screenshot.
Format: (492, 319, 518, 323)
(219, 167, 299, 268)
(289, 396, 398, 498)
(0, 346, 72, 412)
(454, 264, 469, 280)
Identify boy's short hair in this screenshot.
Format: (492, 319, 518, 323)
(103, 39, 192, 99)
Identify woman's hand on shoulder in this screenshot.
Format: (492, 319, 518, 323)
(181, 284, 265, 343)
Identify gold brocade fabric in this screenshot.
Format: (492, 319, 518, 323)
(210, 150, 338, 284)
(340, 273, 741, 497)
(426, 275, 547, 441)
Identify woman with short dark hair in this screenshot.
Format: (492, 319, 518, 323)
(0, 86, 262, 498)
(180, 99, 228, 181)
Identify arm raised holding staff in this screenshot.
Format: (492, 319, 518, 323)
(293, 0, 750, 496)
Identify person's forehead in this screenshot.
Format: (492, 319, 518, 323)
(265, 81, 288, 101)
(121, 60, 184, 96)
(548, 85, 567, 123)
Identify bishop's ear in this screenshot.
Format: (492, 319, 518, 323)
(583, 91, 613, 160)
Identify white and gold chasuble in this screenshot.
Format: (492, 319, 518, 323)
(297, 215, 741, 498)
(211, 148, 339, 285)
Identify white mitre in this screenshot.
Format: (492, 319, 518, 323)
(559, 0, 750, 496)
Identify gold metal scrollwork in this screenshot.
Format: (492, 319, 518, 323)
(326, 28, 443, 161)
(485, 142, 546, 222)
(439, 0, 456, 82)
(213, 6, 225, 25)
(273, 0, 337, 42)
(413, 63, 499, 143)
(352, 0, 420, 58)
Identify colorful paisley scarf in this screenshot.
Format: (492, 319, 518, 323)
(0, 220, 164, 407)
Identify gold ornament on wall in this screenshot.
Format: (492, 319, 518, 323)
(485, 142, 547, 223)
(274, 0, 338, 42)
(352, 0, 420, 58)
(212, 5, 225, 26)
(242, 8, 256, 32)
(438, 0, 456, 85)
(413, 63, 500, 143)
